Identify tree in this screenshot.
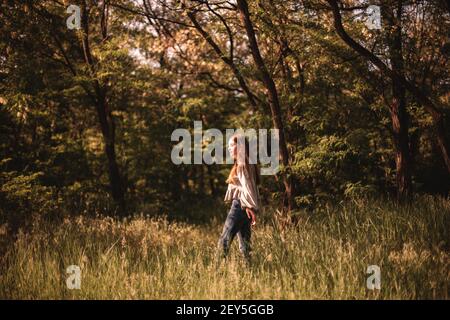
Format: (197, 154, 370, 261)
(326, 0, 450, 178)
(29, 0, 127, 212)
(235, 0, 296, 212)
(383, 0, 412, 201)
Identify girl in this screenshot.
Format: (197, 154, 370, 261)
(218, 133, 261, 263)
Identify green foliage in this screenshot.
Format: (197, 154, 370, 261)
(291, 135, 377, 206)
(0, 165, 60, 230)
(0, 0, 449, 224)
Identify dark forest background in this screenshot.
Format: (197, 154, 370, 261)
(1, 0, 449, 227)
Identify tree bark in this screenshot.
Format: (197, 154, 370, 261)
(97, 93, 125, 210)
(384, 1, 412, 202)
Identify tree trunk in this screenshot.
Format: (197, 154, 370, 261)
(389, 97, 412, 201)
(97, 94, 125, 212)
(384, 1, 412, 202)
(236, 0, 296, 212)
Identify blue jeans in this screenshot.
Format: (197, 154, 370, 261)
(217, 199, 252, 261)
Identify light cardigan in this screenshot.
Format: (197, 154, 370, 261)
(224, 164, 261, 211)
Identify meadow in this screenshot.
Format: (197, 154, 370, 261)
(1, 194, 448, 299)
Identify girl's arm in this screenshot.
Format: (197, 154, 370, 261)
(237, 165, 260, 225)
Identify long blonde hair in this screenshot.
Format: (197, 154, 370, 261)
(226, 134, 260, 185)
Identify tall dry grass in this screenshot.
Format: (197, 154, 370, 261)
(0, 194, 448, 299)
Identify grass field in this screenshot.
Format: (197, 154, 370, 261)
(0, 195, 448, 299)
